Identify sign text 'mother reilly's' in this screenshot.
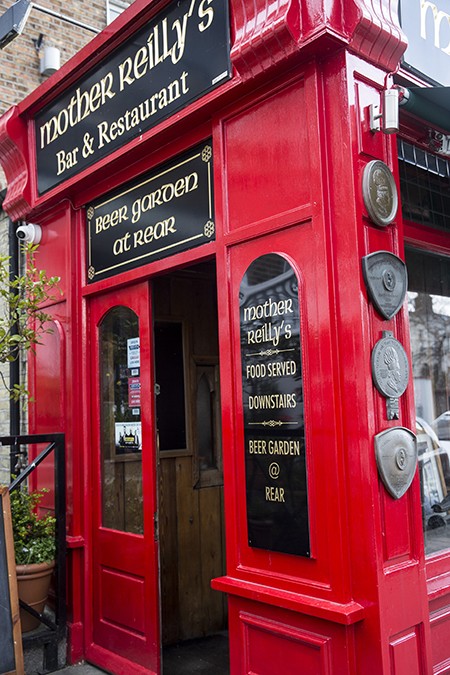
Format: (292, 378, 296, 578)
(34, 0, 231, 194)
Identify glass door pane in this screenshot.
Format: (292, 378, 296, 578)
(99, 306, 143, 533)
(407, 248, 450, 555)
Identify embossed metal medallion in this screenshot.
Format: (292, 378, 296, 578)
(374, 427, 417, 499)
(362, 251, 408, 320)
(371, 332, 409, 399)
(362, 160, 398, 227)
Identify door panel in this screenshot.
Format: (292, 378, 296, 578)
(88, 283, 160, 674)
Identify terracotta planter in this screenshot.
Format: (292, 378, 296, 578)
(16, 561, 55, 632)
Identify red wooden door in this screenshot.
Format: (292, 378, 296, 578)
(87, 283, 160, 674)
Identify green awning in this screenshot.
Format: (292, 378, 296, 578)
(399, 87, 450, 133)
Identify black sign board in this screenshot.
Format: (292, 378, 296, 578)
(399, 0, 450, 86)
(0, 488, 23, 675)
(86, 141, 214, 282)
(240, 254, 310, 557)
(35, 0, 230, 194)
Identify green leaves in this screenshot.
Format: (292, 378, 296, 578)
(10, 485, 56, 565)
(0, 243, 60, 401)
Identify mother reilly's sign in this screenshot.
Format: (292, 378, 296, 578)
(34, 0, 230, 194)
(240, 254, 310, 557)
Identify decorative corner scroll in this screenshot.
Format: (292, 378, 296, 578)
(349, 0, 407, 72)
(229, 0, 407, 82)
(0, 106, 32, 221)
(230, 0, 301, 79)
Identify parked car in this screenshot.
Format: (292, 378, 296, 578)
(433, 411, 450, 452)
(417, 418, 450, 530)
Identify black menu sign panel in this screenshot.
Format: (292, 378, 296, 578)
(34, 0, 230, 194)
(86, 141, 214, 283)
(240, 254, 310, 557)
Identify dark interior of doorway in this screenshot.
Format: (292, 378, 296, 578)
(152, 260, 229, 675)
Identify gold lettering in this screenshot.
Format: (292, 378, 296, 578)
(112, 232, 131, 255)
(248, 440, 267, 454)
(265, 487, 285, 502)
(198, 0, 214, 32)
(133, 217, 177, 248)
(134, 46, 149, 80)
(118, 57, 134, 91)
(131, 173, 198, 223)
(39, 71, 116, 149)
(171, 15, 189, 64)
(94, 206, 128, 234)
(56, 147, 79, 176)
(97, 72, 190, 151)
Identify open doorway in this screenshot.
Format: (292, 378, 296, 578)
(152, 260, 229, 674)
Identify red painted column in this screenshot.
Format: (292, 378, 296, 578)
(213, 2, 433, 673)
(0, 0, 437, 672)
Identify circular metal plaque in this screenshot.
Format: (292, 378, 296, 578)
(362, 160, 398, 227)
(371, 335, 409, 398)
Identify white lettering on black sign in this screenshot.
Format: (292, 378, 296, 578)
(240, 254, 310, 557)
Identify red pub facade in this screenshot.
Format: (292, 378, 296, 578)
(1, 0, 450, 673)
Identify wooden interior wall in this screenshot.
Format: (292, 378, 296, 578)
(154, 263, 227, 645)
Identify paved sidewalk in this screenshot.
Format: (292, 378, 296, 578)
(51, 665, 107, 674)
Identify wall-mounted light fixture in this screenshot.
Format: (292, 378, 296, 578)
(39, 44, 60, 76)
(370, 84, 450, 156)
(369, 88, 400, 134)
(33, 32, 60, 76)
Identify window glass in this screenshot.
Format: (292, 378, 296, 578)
(106, 0, 133, 24)
(99, 306, 143, 534)
(154, 322, 187, 451)
(406, 248, 450, 555)
(197, 369, 216, 470)
(398, 139, 450, 234)
(193, 361, 222, 487)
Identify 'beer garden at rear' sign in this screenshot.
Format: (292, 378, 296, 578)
(86, 142, 214, 282)
(34, 0, 230, 194)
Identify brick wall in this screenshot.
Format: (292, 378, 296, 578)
(0, 0, 134, 187)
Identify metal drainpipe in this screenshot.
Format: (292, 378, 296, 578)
(8, 217, 20, 475)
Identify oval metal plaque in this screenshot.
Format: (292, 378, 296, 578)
(371, 333, 409, 399)
(362, 160, 398, 227)
(374, 427, 417, 499)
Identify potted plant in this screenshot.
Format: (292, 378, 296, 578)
(10, 484, 56, 632)
(0, 243, 60, 632)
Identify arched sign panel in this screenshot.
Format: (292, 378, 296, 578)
(240, 254, 310, 557)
